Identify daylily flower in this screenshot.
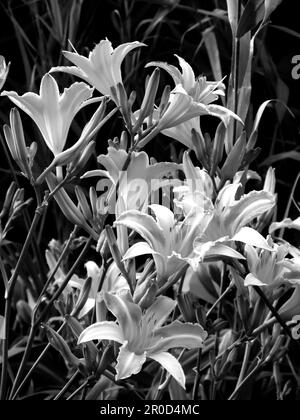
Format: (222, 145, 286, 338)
(142, 55, 242, 150)
(243, 238, 290, 288)
(83, 147, 181, 254)
(115, 152, 251, 279)
(78, 292, 207, 388)
(170, 153, 276, 268)
(1, 74, 99, 156)
(50, 38, 145, 99)
(0, 56, 10, 90)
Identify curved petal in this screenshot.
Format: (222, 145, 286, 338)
(149, 351, 186, 389)
(150, 320, 207, 353)
(78, 321, 124, 344)
(226, 190, 276, 235)
(144, 296, 177, 330)
(112, 41, 146, 85)
(145, 61, 183, 85)
(115, 210, 166, 253)
(115, 341, 146, 380)
(232, 227, 273, 250)
(175, 55, 195, 92)
(103, 292, 142, 344)
(244, 273, 268, 287)
(149, 204, 175, 240)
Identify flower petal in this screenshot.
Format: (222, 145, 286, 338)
(78, 321, 124, 344)
(175, 55, 195, 92)
(149, 351, 186, 389)
(232, 227, 273, 250)
(144, 296, 177, 330)
(244, 273, 268, 287)
(103, 292, 142, 344)
(269, 217, 300, 234)
(115, 210, 166, 253)
(150, 320, 207, 353)
(115, 341, 146, 380)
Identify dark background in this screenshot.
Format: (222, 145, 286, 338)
(0, 0, 299, 243)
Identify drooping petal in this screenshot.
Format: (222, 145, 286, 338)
(244, 273, 268, 287)
(115, 341, 147, 380)
(112, 41, 146, 85)
(78, 321, 124, 344)
(103, 292, 142, 344)
(232, 227, 273, 250)
(145, 61, 183, 85)
(150, 320, 207, 354)
(149, 351, 186, 389)
(269, 217, 300, 234)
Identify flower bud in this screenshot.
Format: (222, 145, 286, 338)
(139, 281, 158, 310)
(191, 129, 209, 170)
(0, 182, 16, 218)
(16, 300, 32, 325)
(71, 276, 93, 318)
(210, 122, 225, 176)
(134, 68, 160, 132)
(221, 131, 246, 182)
(75, 186, 93, 222)
(43, 324, 81, 368)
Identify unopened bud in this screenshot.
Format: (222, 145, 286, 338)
(75, 186, 93, 222)
(221, 132, 246, 182)
(16, 300, 32, 325)
(71, 276, 92, 318)
(43, 324, 81, 368)
(139, 281, 158, 310)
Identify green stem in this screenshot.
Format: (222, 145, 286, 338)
(0, 206, 45, 400)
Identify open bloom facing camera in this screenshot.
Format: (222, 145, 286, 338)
(78, 291, 207, 388)
(50, 39, 145, 101)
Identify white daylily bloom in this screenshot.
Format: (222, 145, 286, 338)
(1, 74, 99, 156)
(50, 38, 145, 99)
(144, 55, 242, 149)
(244, 238, 290, 288)
(78, 292, 207, 389)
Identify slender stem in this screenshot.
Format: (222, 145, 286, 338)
(228, 359, 262, 400)
(53, 370, 81, 400)
(0, 206, 44, 400)
(8, 324, 36, 399)
(66, 378, 90, 400)
(253, 286, 295, 342)
(192, 348, 202, 400)
(236, 340, 252, 388)
(10, 236, 93, 399)
(279, 172, 300, 239)
(10, 322, 66, 400)
(206, 282, 234, 318)
(35, 236, 94, 325)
